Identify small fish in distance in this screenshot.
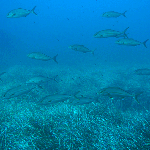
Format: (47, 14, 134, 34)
(7, 6, 37, 18)
(3, 85, 35, 99)
(102, 11, 127, 18)
(68, 44, 95, 55)
(27, 52, 58, 64)
(99, 87, 141, 103)
(94, 27, 129, 38)
(115, 38, 149, 48)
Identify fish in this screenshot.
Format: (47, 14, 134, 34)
(99, 87, 140, 103)
(7, 6, 37, 18)
(134, 68, 150, 75)
(3, 85, 34, 99)
(68, 45, 95, 55)
(26, 75, 58, 84)
(102, 11, 127, 18)
(115, 38, 149, 48)
(39, 94, 72, 105)
(100, 87, 149, 112)
(94, 27, 129, 38)
(27, 52, 58, 64)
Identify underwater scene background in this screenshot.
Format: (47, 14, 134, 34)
(0, 0, 150, 149)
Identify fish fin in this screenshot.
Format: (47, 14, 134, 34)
(143, 39, 149, 48)
(52, 54, 58, 64)
(73, 91, 80, 99)
(123, 27, 129, 38)
(122, 11, 127, 17)
(74, 95, 79, 99)
(31, 6, 37, 15)
(37, 84, 44, 89)
(134, 92, 143, 104)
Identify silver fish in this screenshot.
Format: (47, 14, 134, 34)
(102, 11, 127, 18)
(135, 68, 150, 75)
(27, 52, 58, 63)
(7, 6, 37, 18)
(115, 38, 149, 48)
(68, 45, 95, 55)
(94, 27, 129, 38)
(3, 85, 34, 99)
(99, 87, 140, 103)
(39, 94, 72, 105)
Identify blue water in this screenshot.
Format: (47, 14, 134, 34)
(0, 0, 150, 149)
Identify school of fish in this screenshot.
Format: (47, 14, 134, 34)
(3, 6, 149, 107)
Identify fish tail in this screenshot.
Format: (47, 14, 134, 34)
(52, 54, 58, 64)
(69, 91, 80, 103)
(122, 11, 127, 17)
(143, 39, 149, 48)
(73, 91, 80, 99)
(123, 27, 129, 38)
(134, 92, 144, 103)
(31, 6, 37, 15)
